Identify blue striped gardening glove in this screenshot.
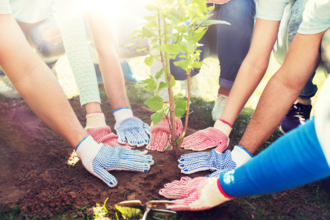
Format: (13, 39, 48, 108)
(114, 108, 151, 147)
(76, 136, 154, 187)
(178, 146, 252, 174)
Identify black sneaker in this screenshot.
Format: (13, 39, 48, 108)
(279, 102, 312, 134)
(322, 176, 330, 195)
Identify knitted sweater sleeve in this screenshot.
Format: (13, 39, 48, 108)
(53, 0, 101, 106)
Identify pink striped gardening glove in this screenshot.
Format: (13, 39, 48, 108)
(85, 112, 130, 150)
(87, 126, 131, 150)
(159, 176, 233, 211)
(181, 120, 232, 152)
(146, 116, 183, 152)
(206, 0, 232, 4)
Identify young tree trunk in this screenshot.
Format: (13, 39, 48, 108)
(178, 73, 191, 148)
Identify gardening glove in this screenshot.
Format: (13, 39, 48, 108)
(181, 120, 232, 152)
(114, 108, 151, 147)
(147, 116, 183, 152)
(206, 0, 232, 4)
(76, 136, 154, 187)
(178, 145, 252, 174)
(159, 176, 234, 211)
(85, 113, 131, 149)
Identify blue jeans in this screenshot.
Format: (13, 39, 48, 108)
(170, 0, 256, 89)
(273, 0, 318, 99)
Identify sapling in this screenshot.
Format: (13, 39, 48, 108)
(127, 0, 230, 156)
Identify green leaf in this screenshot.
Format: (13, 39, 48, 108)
(151, 111, 165, 126)
(176, 138, 182, 145)
(158, 81, 169, 91)
(144, 4, 158, 11)
(175, 100, 187, 117)
(174, 93, 184, 101)
(173, 59, 192, 70)
(207, 4, 215, 12)
(135, 79, 149, 88)
(190, 27, 207, 43)
(142, 26, 156, 38)
(144, 95, 164, 111)
(191, 0, 207, 13)
(191, 62, 202, 68)
(135, 76, 157, 92)
(165, 145, 171, 151)
(158, 44, 181, 55)
(144, 16, 156, 21)
(175, 24, 188, 33)
(127, 30, 142, 40)
(201, 20, 231, 27)
(144, 56, 153, 66)
(178, 41, 196, 53)
(124, 43, 135, 48)
(165, 74, 176, 88)
(150, 38, 158, 44)
(167, 33, 179, 41)
(146, 20, 157, 29)
(155, 68, 165, 80)
(136, 48, 145, 53)
(164, 8, 182, 23)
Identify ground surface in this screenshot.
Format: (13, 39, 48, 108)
(0, 56, 329, 219)
(1, 92, 330, 220)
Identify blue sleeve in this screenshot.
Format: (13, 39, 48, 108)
(220, 118, 330, 197)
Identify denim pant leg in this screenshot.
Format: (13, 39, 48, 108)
(170, 0, 255, 85)
(216, 0, 255, 89)
(28, 14, 66, 69)
(286, 0, 317, 98)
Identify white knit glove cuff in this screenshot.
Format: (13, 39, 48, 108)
(85, 113, 107, 129)
(75, 136, 103, 172)
(231, 145, 253, 168)
(188, 178, 231, 209)
(114, 109, 133, 128)
(214, 120, 232, 136)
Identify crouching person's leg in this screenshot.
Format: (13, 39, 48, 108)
(28, 13, 65, 69)
(321, 29, 330, 74)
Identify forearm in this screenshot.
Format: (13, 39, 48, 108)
(85, 10, 130, 110)
(0, 15, 86, 147)
(220, 58, 268, 125)
(220, 118, 330, 197)
(220, 19, 280, 126)
(239, 33, 324, 154)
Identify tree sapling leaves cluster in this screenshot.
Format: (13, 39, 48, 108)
(127, 0, 230, 154)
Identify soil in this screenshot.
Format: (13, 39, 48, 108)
(0, 97, 329, 220)
(0, 97, 216, 219)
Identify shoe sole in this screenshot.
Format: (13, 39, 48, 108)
(279, 126, 286, 134)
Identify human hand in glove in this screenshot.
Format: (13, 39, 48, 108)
(178, 145, 252, 174)
(76, 136, 154, 187)
(85, 112, 130, 149)
(114, 108, 151, 147)
(159, 176, 234, 211)
(147, 116, 183, 152)
(181, 120, 232, 152)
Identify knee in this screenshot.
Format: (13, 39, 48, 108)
(41, 26, 62, 44)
